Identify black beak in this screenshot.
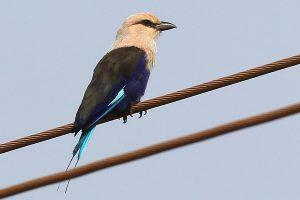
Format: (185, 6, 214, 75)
(155, 21, 177, 31)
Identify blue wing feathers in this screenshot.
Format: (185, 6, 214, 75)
(63, 47, 149, 191)
(72, 54, 149, 162)
(63, 88, 126, 192)
(73, 87, 126, 160)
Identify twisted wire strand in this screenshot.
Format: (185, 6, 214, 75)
(1, 54, 300, 154)
(1, 101, 300, 198)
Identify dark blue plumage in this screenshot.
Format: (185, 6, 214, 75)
(72, 46, 150, 162)
(60, 47, 150, 192)
(114, 56, 150, 111)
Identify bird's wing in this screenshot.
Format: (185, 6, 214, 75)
(74, 46, 147, 131)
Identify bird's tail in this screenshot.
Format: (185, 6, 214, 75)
(59, 86, 127, 192)
(73, 126, 96, 159)
(58, 126, 96, 192)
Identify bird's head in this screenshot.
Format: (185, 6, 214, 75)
(115, 13, 176, 41)
(113, 13, 176, 69)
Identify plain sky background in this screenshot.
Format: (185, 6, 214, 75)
(1, 0, 300, 199)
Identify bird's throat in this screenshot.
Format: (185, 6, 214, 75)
(112, 35, 157, 70)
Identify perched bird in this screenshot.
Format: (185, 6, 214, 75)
(66, 13, 176, 174)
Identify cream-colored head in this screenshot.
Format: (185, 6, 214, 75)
(112, 13, 176, 70)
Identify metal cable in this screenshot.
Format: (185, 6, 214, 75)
(1, 102, 300, 198)
(1, 54, 300, 154)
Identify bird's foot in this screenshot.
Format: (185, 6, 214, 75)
(122, 115, 127, 123)
(122, 107, 134, 123)
(138, 110, 147, 118)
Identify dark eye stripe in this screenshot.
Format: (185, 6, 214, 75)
(137, 20, 156, 28)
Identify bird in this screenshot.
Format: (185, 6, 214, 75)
(64, 13, 176, 186)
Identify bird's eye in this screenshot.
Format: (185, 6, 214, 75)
(140, 20, 155, 28)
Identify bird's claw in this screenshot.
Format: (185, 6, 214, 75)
(120, 106, 134, 124)
(138, 110, 147, 118)
(123, 116, 127, 123)
(122, 107, 146, 123)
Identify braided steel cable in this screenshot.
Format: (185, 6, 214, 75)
(1, 101, 300, 198)
(1, 54, 300, 154)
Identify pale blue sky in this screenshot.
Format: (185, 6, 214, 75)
(1, 0, 300, 199)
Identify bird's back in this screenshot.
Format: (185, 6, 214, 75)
(74, 46, 148, 133)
